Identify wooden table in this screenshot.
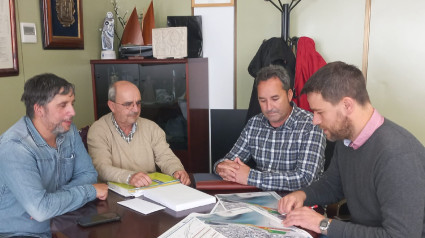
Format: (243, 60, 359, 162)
(51, 186, 318, 238)
(51, 190, 215, 238)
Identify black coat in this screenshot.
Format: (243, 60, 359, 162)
(246, 37, 296, 123)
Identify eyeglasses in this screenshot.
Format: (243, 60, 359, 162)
(113, 100, 142, 109)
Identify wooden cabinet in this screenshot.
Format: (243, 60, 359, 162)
(90, 58, 209, 173)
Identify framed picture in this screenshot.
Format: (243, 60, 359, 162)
(40, 0, 84, 49)
(192, 0, 234, 7)
(0, 0, 19, 77)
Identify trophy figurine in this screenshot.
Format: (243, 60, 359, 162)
(101, 12, 116, 59)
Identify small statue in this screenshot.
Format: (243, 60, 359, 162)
(101, 12, 115, 51)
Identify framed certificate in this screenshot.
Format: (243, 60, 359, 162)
(0, 0, 19, 77)
(192, 0, 234, 7)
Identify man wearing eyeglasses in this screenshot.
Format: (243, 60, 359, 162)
(87, 80, 190, 187)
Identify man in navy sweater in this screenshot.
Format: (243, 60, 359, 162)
(278, 61, 425, 237)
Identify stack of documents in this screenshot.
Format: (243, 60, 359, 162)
(109, 172, 216, 212)
(143, 183, 216, 212)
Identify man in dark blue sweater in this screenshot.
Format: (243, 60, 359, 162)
(278, 61, 425, 238)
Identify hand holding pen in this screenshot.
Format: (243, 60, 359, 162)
(280, 205, 318, 215)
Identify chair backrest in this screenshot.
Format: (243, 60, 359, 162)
(210, 109, 248, 168)
(78, 125, 90, 151)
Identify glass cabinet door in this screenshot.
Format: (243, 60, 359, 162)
(93, 64, 139, 118)
(138, 63, 187, 150)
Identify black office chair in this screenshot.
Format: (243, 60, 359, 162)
(210, 109, 256, 169)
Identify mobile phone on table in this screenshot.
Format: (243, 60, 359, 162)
(77, 212, 121, 227)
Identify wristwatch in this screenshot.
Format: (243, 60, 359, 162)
(319, 218, 331, 234)
(125, 173, 133, 185)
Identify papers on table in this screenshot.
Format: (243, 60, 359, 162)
(143, 183, 216, 211)
(118, 198, 165, 215)
(158, 214, 226, 238)
(214, 191, 286, 223)
(159, 191, 313, 238)
(159, 207, 312, 238)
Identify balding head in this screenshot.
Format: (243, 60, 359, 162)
(107, 81, 142, 130)
(108, 81, 140, 102)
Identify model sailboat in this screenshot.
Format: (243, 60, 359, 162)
(120, 7, 144, 46)
(142, 0, 155, 46)
(119, 2, 155, 58)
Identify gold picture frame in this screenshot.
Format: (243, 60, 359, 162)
(192, 0, 234, 7)
(0, 0, 19, 77)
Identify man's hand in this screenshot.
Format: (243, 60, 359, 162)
(129, 172, 152, 187)
(173, 170, 191, 185)
(233, 158, 250, 185)
(282, 206, 326, 234)
(93, 183, 109, 200)
(278, 190, 307, 214)
(216, 159, 240, 182)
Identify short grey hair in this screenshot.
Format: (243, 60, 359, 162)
(255, 65, 291, 92)
(108, 83, 117, 102)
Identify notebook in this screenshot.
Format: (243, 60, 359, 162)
(108, 172, 180, 197)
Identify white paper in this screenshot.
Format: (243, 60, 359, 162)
(118, 198, 165, 215)
(215, 191, 285, 223)
(159, 208, 312, 238)
(144, 184, 216, 211)
(159, 214, 226, 238)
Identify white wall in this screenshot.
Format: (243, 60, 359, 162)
(194, 7, 234, 109)
(291, 0, 365, 68)
(367, 0, 425, 142)
(279, 0, 425, 144)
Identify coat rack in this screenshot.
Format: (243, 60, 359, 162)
(264, 0, 301, 42)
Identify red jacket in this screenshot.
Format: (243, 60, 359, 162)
(293, 37, 326, 112)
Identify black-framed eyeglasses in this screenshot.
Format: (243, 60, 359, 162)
(113, 100, 142, 109)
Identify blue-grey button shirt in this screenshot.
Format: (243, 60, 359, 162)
(0, 117, 97, 238)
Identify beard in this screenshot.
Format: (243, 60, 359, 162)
(41, 106, 73, 136)
(51, 122, 66, 135)
(325, 112, 354, 142)
(50, 118, 73, 135)
(43, 113, 72, 135)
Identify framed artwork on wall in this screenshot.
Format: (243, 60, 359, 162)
(192, 0, 234, 7)
(40, 0, 84, 49)
(0, 0, 19, 77)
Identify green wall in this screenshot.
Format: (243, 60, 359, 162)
(1, 0, 423, 145)
(236, 1, 282, 109)
(0, 0, 191, 133)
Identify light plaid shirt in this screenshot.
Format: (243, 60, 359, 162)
(215, 103, 326, 191)
(112, 115, 137, 143)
